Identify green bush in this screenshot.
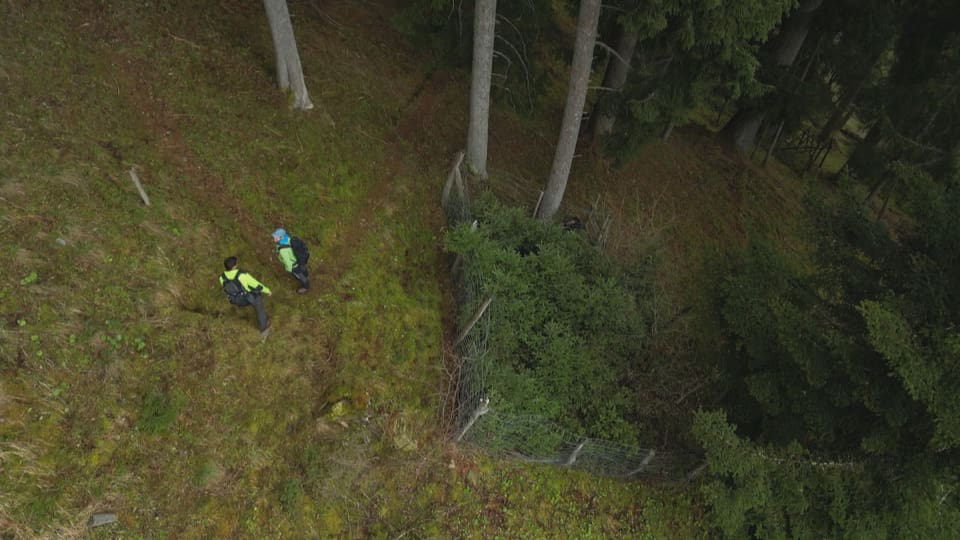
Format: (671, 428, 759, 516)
(445, 194, 651, 444)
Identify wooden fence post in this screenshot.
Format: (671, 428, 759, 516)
(441, 151, 466, 212)
(453, 296, 493, 348)
(455, 397, 490, 442)
(563, 440, 587, 466)
(626, 449, 657, 477)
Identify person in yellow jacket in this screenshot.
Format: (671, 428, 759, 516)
(219, 256, 272, 336)
(271, 228, 310, 293)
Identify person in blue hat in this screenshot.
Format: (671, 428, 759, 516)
(271, 228, 310, 293)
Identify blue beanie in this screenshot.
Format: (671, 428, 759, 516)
(272, 228, 289, 244)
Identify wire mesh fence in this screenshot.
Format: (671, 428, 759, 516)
(441, 153, 679, 479)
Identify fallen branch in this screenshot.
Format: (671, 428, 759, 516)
(128, 166, 150, 206)
(168, 32, 204, 50)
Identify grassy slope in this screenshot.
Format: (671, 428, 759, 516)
(0, 1, 704, 538)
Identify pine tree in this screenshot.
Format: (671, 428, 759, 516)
(536, 0, 602, 220)
(263, 0, 313, 111)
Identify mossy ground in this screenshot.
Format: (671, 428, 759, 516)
(0, 1, 711, 537)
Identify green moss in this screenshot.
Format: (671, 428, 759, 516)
(136, 390, 184, 434)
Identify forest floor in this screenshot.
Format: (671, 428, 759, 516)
(0, 0, 817, 538)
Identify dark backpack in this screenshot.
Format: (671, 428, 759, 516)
(289, 236, 310, 267)
(221, 271, 248, 305)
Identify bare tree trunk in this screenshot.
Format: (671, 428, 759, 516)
(722, 108, 765, 155)
(774, 0, 823, 66)
(662, 118, 676, 141)
(591, 26, 639, 139)
(752, 121, 772, 159)
(843, 123, 883, 180)
(465, 0, 497, 179)
(764, 39, 817, 167)
(862, 170, 889, 208)
(715, 96, 730, 124)
(817, 140, 832, 169)
(876, 187, 893, 221)
(808, 47, 882, 172)
(762, 121, 785, 166)
(722, 0, 821, 154)
(263, 0, 313, 110)
(536, 0, 602, 221)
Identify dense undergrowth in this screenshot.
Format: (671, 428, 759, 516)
(1, 1, 706, 537)
(446, 194, 654, 445)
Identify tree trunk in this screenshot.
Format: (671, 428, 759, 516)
(465, 0, 497, 179)
(876, 187, 893, 221)
(722, 108, 765, 156)
(862, 170, 889, 208)
(752, 121, 772, 159)
(817, 140, 833, 169)
(844, 120, 884, 180)
(817, 83, 865, 146)
(773, 0, 823, 67)
(809, 47, 883, 172)
(591, 26, 639, 139)
(662, 118, 676, 141)
(263, 0, 313, 110)
(536, 0, 602, 221)
(722, 0, 821, 154)
(763, 121, 785, 166)
(767, 38, 818, 168)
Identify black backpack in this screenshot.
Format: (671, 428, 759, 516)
(221, 271, 248, 305)
(289, 236, 310, 267)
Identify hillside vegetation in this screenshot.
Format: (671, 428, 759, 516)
(0, 1, 717, 537)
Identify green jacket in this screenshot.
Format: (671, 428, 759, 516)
(219, 268, 270, 294)
(275, 243, 297, 273)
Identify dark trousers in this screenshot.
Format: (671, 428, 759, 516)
(291, 266, 309, 290)
(237, 292, 269, 331)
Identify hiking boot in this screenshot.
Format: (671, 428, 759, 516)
(297, 287, 308, 294)
(260, 318, 272, 336)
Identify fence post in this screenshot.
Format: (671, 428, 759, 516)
(441, 151, 466, 212)
(455, 397, 490, 442)
(563, 440, 587, 466)
(686, 463, 707, 482)
(626, 449, 657, 477)
(453, 296, 493, 348)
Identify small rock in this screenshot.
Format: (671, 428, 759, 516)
(56, 237, 66, 246)
(87, 513, 117, 528)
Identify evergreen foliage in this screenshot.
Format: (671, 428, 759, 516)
(396, 0, 555, 111)
(694, 410, 960, 539)
(699, 177, 960, 536)
(846, 0, 960, 192)
(597, 0, 794, 158)
(445, 194, 653, 444)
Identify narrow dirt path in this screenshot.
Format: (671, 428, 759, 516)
(311, 69, 454, 288)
